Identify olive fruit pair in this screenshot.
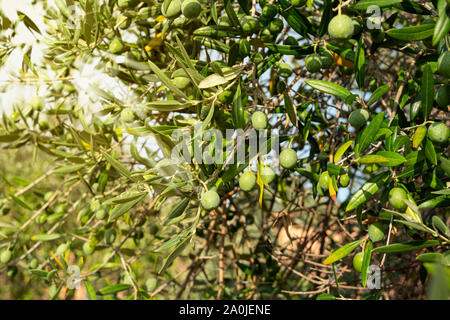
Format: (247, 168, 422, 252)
(172, 69, 191, 89)
(239, 167, 277, 191)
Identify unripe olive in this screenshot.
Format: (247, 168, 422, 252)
(117, 14, 131, 29)
(239, 171, 257, 192)
(437, 51, 450, 78)
(121, 108, 135, 122)
(278, 62, 292, 78)
(104, 229, 117, 245)
(363, 163, 379, 174)
(305, 54, 322, 73)
(284, 36, 297, 46)
(291, 0, 306, 7)
(339, 173, 350, 187)
(319, 171, 330, 190)
(201, 190, 221, 210)
(353, 252, 364, 272)
(173, 76, 191, 89)
(436, 85, 450, 108)
(28, 258, 38, 269)
(348, 109, 369, 128)
(260, 166, 276, 184)
(218, 90, 234, 104)
(251, 111, 268, 130)
(162, 0, 181, 19)
(82, 242, 95, 256)
(389, 187, 408, 211)
(268, 18, 283, 34)
(109, 38, 124, 54)
(30, 96, 43, 111)
(251, 52, 264, 64)
(240, 15, 259, 34)
(328, 14, 354, 40)
(261, 4, 277, 20)
(260, 28, 274, 42)
(427, 122, 449, 144)
(146, 278, 158, 292)
(149, 224, 159, 235)
(56, 243, 69, 256)
(368, 222, 385, 242)
(95, 208, 107, 220)
(280, 148, 298, 169)
(181, 0, 201, 19)
(319, 50, 334, 68)
(236, 39, 251, 58)
(39, 121, 50, 131)
(1, 250, 12, 264)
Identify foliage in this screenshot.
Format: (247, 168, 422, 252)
(0, 0, 449, 300)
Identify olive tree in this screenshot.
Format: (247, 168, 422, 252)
(0, 0, 449, 300)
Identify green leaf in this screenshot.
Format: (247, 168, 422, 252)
(394, 219, 433, 234)
(374, 151, 406, 167)
(264, 44, 314, 56)
(361, 240, 373, 288)
(416, 253, 444, 263)
(163, 198, 190, 225)
(279, 0, 314, 38)
(355, 37, 366, 89)
(316, 293, 336, 300)
(373, 240, 440, 253)
(355, 112, 385, 157)
(318, 0, 333, 37)
(232, 83, 245, 129)
(101, 150, 135, 182)
(426, 262, 449, 300)
(84, 281, 97, 300)
(283, 91, 298, 128)
(53, 163, 89, 174)
(159, 234, 192, 274)
(421, 63, 434, 120)
(31, 233, 61, 241)
(353, 0, 402, 10)
(97, 284, 132, 296)
(105, 191, 148, 205)
(334, 140, 353, 164)
(412, 126, 427, 148)
(359, 155, 389, 164)
(432, 3, 450, 46)
(345, 171, 390, 212)
(305, 80, 352, 99)
(17, 11, 41, 34)
(386, 24, 435, 41)
(432, 216, 449, 237)
(224, 0, 243, 32)
(9, 194, 32, 210)
(108, 193, 146, 222)
(424, 138, 437, 166)
(327, 163, 345, 176)
(146, 100, 197, 112)
(323, 240, 362, 265)
(198, 74, 228, 89)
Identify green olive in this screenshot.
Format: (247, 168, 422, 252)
(280, 148, 298, 169)
(239, 171, 257, 192)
